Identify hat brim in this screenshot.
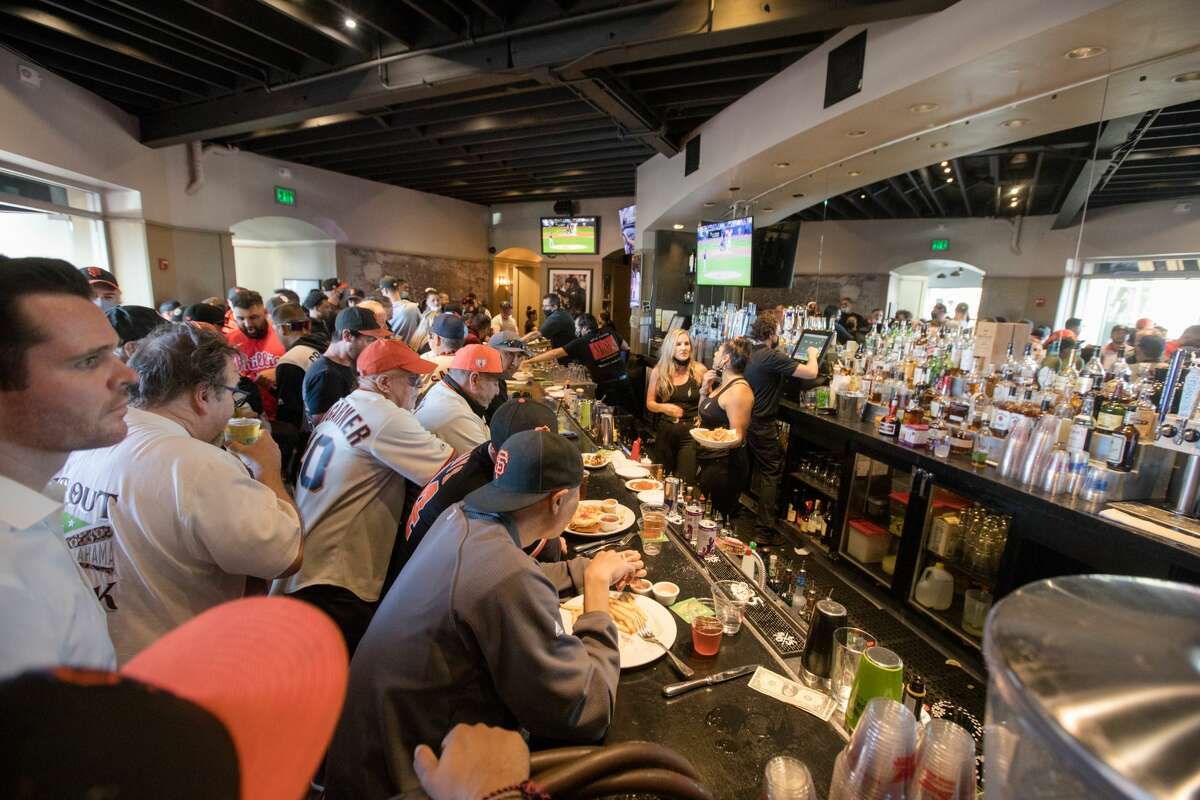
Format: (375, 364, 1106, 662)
(89, 279, 119, 289)
(464, 482, 561, 514)
(356, 327, 392, 339)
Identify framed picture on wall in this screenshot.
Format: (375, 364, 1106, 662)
(548, 268, 591, 316)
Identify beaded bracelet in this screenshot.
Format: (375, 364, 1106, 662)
(480, 779, 550, 800)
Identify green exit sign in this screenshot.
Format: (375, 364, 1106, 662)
(931, 238, 950, 252)
(274, 186, 296, 206)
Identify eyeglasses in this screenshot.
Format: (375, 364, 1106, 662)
(223, 385, 252, 408)
(280, 320, 310, 333)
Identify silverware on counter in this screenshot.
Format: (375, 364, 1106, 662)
(575, 532, 634, 554)
(637, 620, 695, 678)
(662, 664, 759, 697)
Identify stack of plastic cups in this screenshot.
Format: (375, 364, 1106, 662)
(908, 719, 977, 800)
(997, 416, 1034, 481)
(762, 756, 817, 800)
(1019, 415, 1060, 486)
(828, 698, 918, 800)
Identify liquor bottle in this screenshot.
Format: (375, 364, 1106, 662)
(1081, 350, 1105, 396)
(1095, 389, 1127, 433)
(878, 397, 900, 438)
(786, 490, 797, 524)
(1067, 395, 1095, 452)
(767, 554, 780, 594)
(971, 414, 994, 468)
(1109, 353, 1133, 386)
(1037, 340, 1060, 388)
(791, 564, 809, 618)
(1106, 406, 1140, 472)
(780, 567, 795, 605)
(1131, 382, 1158, 439)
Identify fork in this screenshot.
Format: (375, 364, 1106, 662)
(637, 620, 694, 678)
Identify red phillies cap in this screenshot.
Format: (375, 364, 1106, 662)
(357, 338, 436, 376)
(450, 343, 503, 373)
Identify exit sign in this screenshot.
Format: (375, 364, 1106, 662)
(931, 238, 949, 252)
(274, 186, 296, 206)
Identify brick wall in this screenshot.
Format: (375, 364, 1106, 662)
(337, 246, 492, 305)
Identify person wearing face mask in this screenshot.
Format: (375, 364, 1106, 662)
(646, 329, 705, 481)
(278, 339, 452, 655)
(56, 324, 302, 665)
(416, 344, 504, 453)
(79, 266, 123, 311)
(524, 313, 634, 413)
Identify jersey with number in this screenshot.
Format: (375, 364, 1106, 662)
(279, 389, 454, 602)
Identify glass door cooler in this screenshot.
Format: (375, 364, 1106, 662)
(837, 452, 914, 591)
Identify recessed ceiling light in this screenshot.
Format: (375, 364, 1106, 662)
(763, 207, 774, 212)
(1065, 46, 1105, 60)
(1001, 118, 1030, 128)
(930, 142, 948, 149)
(673, 223, 685, 230)
(848, 170, 862, 176)
(846, 130, 868, 137)
(909, 103, 939, 113)
(774, 161, 791, 168)
(792, 193, 805, 198)
(946, 177, 955, 183)
(343, 17, 357, 29)
(942, 167, 952, 174)
(728, 186, 740, 192)
(1009, 186, 1022, 196)
(939, 160, 949, 167)
(1172, 71, 1200, 83)
(703, 201, 716, 207)
(859, 194, 866, 199)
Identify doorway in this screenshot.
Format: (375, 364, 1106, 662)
(230, 216, 336, 300)
(602, 248, 632, 338)
(887, 260, 985, 320)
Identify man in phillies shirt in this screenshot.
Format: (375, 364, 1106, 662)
(227, 289, 286, 419)
(523, 313, 634, 413)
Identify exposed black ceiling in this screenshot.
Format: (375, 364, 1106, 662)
(0, 0, 957, 205)
(798, 98, 1200, 224)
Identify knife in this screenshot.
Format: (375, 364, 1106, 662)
(662, 664, 759, 698)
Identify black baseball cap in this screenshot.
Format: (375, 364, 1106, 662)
(79, 266, 119, 288)
(335, 305, 389, 338)
(488, 332, 531, 354)
(431, 312, 467, 339)
(106, 305, 167, 345)
(465, 429, 583, 513)
(182, 303, 226, 326)
(489, 397, 556, 447)
(321, 277, 347, 292)
(380, 275, 406, 291)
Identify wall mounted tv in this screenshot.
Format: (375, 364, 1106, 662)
(618, 204, 636, 255)
(751, 220, 800, 289)
(696, 217, 753, 286)
(541, 216, 599, 255)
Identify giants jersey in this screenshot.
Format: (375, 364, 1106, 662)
(278, 389, 453, 602)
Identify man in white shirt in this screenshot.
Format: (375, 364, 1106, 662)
(489, 301, 519, 336)
(416, 344, 503, 453)
(381, 275, 422, 345)
(0, 257, 132, 677)
(58, 324, 303, 665)
(280, 339, 452, 653)
(420, 312, 467, 391)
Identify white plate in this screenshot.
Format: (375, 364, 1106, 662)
(581, 452, 611, 469)
(560, 592, 678, 669)
(637, 489, 665, 505)
(545, 387, 566, 399)
(565, 500, 635, 537)
(614, 462, 650, 479)
(624, 478, 662, 492)
(689, 428, 741, 451)
(510, 371, 533, 382)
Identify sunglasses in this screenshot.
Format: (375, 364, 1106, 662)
(222, 385, 252, 408)
(279, 320, 310, 333)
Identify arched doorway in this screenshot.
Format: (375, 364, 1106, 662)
(230, 216, 337, 300)
(887, 260, 985, 321)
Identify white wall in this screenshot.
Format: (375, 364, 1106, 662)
(232, 240, 337, 300)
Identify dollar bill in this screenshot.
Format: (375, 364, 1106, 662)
(748, 666, 837, 721)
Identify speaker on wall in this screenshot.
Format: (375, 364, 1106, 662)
(553, 199, 578, 215)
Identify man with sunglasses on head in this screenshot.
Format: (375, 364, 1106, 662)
(303, 306, 391, 426)
(56, 324, 303, 665)
(278, 339, 453, 655)
(272, 303, 328, 434)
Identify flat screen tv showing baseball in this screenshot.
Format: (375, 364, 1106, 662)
(618, 204, 636, 255)
(696, 216, 752, 286)
(541, 216, 599, 255)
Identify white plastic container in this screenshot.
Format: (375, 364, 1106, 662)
(846, 519, 889, 563)
(983, 575, 1200, 799)
(914, 563, 954, 611)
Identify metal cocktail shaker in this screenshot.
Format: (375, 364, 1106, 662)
(800, 597, 847, 688)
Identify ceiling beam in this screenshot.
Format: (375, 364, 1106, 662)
(138, 0, 956, 146)
(2, 38, 189, 102)
(317, 132, 647, 172)
(1022, 151, 1044, 216)
(950, 159, 971, 216)
(917, 168, 947, 217)
(555, 72, 676, 156)
(182, 0, 354, 66)
(399, 0, 464, 36)
(321, 0, 416, 48)
(864, 186, 898, 219)
(251, 0, 366, 53)
(886, 177, 923, 216)
(1093, 109, 1163, 195)
(1052, 112, 1148, 229)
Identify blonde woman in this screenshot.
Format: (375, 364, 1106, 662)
(646, 329, 706, 481)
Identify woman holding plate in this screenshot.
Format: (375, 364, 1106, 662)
(695, 337, 755, 521)
(646, 328, 706, 482)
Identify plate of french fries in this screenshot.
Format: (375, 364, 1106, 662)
(559, 591, 678, 669)
(689, 426, 741, 450)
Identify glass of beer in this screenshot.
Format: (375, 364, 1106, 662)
(639, 502, 667, 556)
(690, 599, 724, 656)
(224, 417, 261, 445)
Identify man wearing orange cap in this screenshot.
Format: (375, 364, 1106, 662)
(415, 343, 504, 453)
(279, 339, 455, 654)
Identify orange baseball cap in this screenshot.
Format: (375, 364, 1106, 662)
(357, 338, 436, 376)
(450, 343, 504, 373)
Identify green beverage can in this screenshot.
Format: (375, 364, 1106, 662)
(815, 385, 830, 409)
(845, 645, 904, 730)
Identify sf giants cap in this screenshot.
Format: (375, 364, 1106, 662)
(0, 597, 347, 800)
(335, 305, 390, 338)
(357, 338, 436, 376)
(449, 343, 503, 373)
(80, 265, 119, 288)
(321, 277, 348, 291)
(465, 429, 582, 513)
(488, 397, 556, 448)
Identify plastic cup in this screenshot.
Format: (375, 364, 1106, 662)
(845, 646, 905, 731)
(829, 697, 918, 800)
(711, 579, 751, 635)
(762, 755, 817, 800)
(690, 599, 723, 656)
(908, 718, 977, 800)
(830, 627, 877, 713)
(224, 417, 261, 445)
(639, 502, 667, 556)
(962, 589, 992, 637)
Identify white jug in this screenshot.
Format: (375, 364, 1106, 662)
(915, 563, 955, 611)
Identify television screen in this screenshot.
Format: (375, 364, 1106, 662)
(696, 217, 753, 286)
(751, 220, 800, 289)
(541, 216, 599, 255)
(618, 205, 636, 255)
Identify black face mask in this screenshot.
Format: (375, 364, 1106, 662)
(673, 356, 690, 367)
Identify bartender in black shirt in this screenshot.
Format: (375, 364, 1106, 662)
(521, 293, 575, 365)
(744, 314, 820, 545)
(524, 313, 634, 413)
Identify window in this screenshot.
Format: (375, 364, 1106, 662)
(1074, 258, 1200, 344)
(0, 167, 108, 268)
